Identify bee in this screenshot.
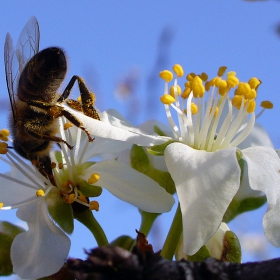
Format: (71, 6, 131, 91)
(4, 16, 100, 183)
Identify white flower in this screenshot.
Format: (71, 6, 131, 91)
(0, 148, 69, 279)
(159, 65, 279, 255)
(0, 113, 174, 278)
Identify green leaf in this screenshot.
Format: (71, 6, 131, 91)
(77, 178, 103, 197)
(222, 231, 242, 263)
(187, 245, 211, 262)
(147, 140, 178, 156)
(110, 235, 135, 250)
(223, 196, 266, 223)
(130, 145, 175, 194)
(0, 222, 25, 276)
(46, 188, 74, 234)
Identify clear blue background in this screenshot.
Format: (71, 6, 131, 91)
(0, 1, 280, 278)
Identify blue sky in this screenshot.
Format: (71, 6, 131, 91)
(1, 1, 280, 278)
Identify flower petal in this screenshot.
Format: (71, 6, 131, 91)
(11, 200, 70, 279)
(242, 146, 280, 247)
(81, 159, 175, 213)
(0, 172, 36, 206)
(64, 106, 170, 146)
(238, 123, 274, 150)
(164, 142, 240, 255)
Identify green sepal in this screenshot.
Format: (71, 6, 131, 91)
(153, 125, 167, 136)
(139, 210, 160, 235)
(147, 140, 178, 156)
(74, 210, 108, 246)
(46, 188, 74, 234)
(222, 230, 242, 263)
(130, 145, 175, 194)
(223, 196, 266, 223)
(187, 245, 211, 262)
(110, 235, 135, 250)
(77, 178, 102, 197)
(0, 222, 25, 276)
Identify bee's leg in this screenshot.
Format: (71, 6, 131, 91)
(58, 75, 100, 120)
(25, 101, 95, 143)
(24, 123, 74, 150)
(60, 109, 95, 142)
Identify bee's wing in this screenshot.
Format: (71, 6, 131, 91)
(16, 16, 40, 73)
(4, 16, 40, 123)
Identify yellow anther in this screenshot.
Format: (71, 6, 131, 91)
(210, 107, 219, 117)
(216, 79, 227, 89)
(227, 74, 239, 88)
(232, 95, 243, 109)
(88, 173, 100, 185)
(0, 202, 4, 209)
(172, 64, 184, 77)
(0, 129, 9, 142)
(160, 94, 175, 105)
(159, 70, 173, 82)
(36, 189, 45, 197)
(200, 72, 208, 82)
(89, 201, 100, 211)
(234, 82, 251, 96)
(212, 77, 221, 87)
(67, 194, 75, 204)
(205, 81, 212, 92)
(186, 72, 196, 81)
(181, 87, 191, 99)
(0, 129, 9, 137)
(190, 103, 198, 115)
(193, 76, 203, 85)
(62, 180, 73, 189)
(218, 85, 230, 96)
(218, 66, 227, 77)
(192, 83, 205, 98)
(184, 81, 192, 88)
(261, 100, 273, 109)
(245, 89, 257, 100)
(248, 77, 261, 90)
(77, 195, 88, 204)
(0, 142, 8, 154)
(77, 96, 82, 103)
(246, 99, 256, 113)
(64, 122, 73, 130)
(170, 85, 182, 97)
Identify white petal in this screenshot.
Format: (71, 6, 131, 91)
(238, 123, 274, 150)
(81, 160, 175, 213)
(64, 106, 170, 146)
(164, 142, 240, 255)
(0, 172, 36, 206)
(11, 200, 70, 279)
(242, 146, 280, 247)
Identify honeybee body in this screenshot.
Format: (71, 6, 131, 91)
(4, 17, 99, 181)
(12, 47, 66, 163)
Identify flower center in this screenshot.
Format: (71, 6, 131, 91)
(160, 65, 273, 152)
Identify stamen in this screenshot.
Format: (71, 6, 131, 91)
(159, 70, 173, 82)
(88, 173, 100, 184)
(89, 201, 99, 211)
(0, 142, 8, 154)
(36, 189, 45, 197)
(0, 129, 9, 142)
(64, 122, 73, 130)
(172, 64, 184, 77)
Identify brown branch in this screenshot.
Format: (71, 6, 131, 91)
(67, 246, 280, 280)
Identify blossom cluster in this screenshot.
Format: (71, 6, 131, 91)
(1, 64, 280, 279)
